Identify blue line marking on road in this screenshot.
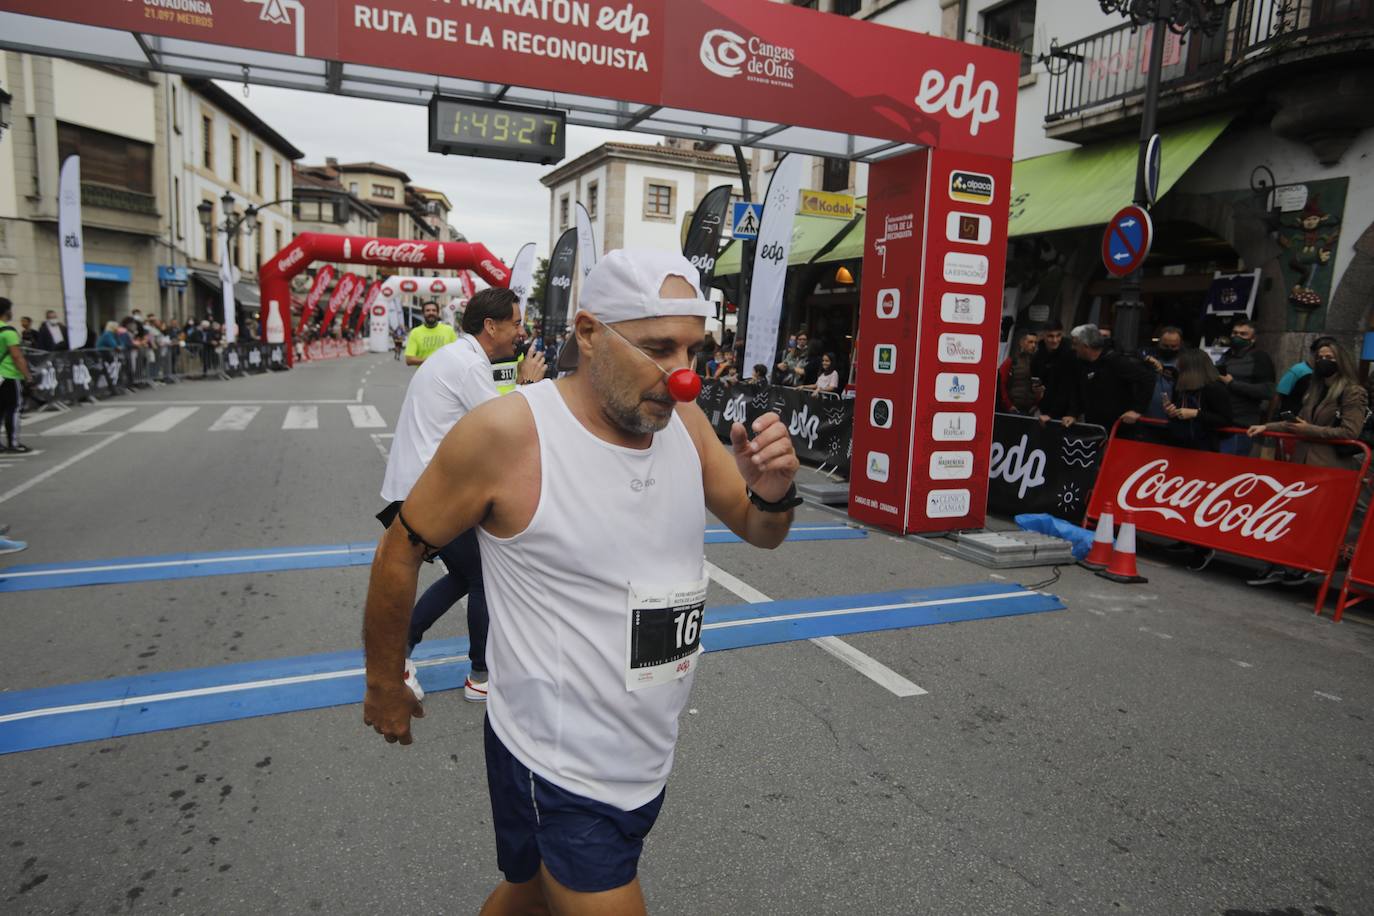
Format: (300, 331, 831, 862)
(0, 583, 1061, 755)
(0, 526, 865, 592)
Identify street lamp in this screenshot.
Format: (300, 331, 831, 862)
(1097, 0, 1235, 352)
(197, 191, 291, 243)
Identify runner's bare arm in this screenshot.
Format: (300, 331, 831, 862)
(682, 402, 798, 549)
(361, 396, 532, 745)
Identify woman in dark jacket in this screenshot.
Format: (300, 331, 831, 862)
(1163, 348, 1232, 450)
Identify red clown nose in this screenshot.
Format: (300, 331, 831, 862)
(666, 367, 702, 402)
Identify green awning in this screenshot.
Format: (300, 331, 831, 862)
(714, 212, 856, 277)
(1008, 113, 1231, 237)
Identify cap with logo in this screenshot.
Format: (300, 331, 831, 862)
(556, 248, 715, 372)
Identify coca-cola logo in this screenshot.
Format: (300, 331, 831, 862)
(277, 247, 305, 272)
(430, 280, 446, 293)
(480, 259, 508, 282)
(361, 240, 427, 264)
(1116, 459, 1318, 543)
(399, 280, 418, 293)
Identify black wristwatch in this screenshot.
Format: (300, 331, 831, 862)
(747, 483, 802, 513)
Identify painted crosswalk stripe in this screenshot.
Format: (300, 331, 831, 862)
(347, 405, 386, 429)
(282, 405, 318, 430)
(129, 406, 200, 433)
(208, 406, 260, 431)
(41, 408, 136, 436)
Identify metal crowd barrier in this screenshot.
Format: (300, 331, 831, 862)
(19, 341, 288, 412)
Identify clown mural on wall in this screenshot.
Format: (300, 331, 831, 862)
(1272, 177, 1348, 330)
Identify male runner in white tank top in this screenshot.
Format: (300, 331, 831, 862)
(362, 248, 800, 915)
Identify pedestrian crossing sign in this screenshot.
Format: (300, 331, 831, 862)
(731, 202, 762, 240)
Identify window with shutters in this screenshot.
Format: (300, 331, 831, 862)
(230, 132, 241, 185)
(201, 115, 212, 170)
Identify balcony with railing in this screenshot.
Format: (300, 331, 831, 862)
(1043, 0, 1374, 140)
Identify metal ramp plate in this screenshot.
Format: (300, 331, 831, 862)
(913, 529, 1074, 569)
(797, 482, 850, 506)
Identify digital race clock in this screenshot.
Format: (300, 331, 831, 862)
(428, 97, 566, 165)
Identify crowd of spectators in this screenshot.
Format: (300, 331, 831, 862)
(995, 317, 1371, 585)
(694, 326, 844, 397)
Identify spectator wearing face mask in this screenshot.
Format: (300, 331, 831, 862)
(1216, 320, 1275, 456)
(1142, 327, 1184, 421)
(37, 310, 69, 352)
(1050, 324, 1155, 430)
(775, 334, 803, 386)
(1245, 339, 1365, 586)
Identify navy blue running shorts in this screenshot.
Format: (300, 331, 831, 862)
(483, 715, 665, 893)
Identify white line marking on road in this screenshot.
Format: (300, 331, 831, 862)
(355, 387, 364, 402)
(370, 433, 390, 460)
(129, 406, 200, 432)
(1314, 691, 1342, 702)
(809, 636, 928, 696)
(41, 408, 136, 436)
(0, 652, 471, 725)
(1138, 627, 1173, 640)
(704, 560, 928, 698)
(208, 406, 260, 431)
(1087, 609, 1107, 617)
(989, 573, 1006, 580)
(1231, 660, 1253, 668)
(283, 405, 319, 430)
(347, 405, 386, 429)
(0, 546, 362, 579)
(0, 433, 126, 505)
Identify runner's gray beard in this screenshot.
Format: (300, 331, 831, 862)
(589, 354, 672, 436)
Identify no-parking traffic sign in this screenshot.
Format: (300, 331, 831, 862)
(1102, 205, 1153, 278)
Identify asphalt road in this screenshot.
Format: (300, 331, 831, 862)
(2, 353, 1372, 916)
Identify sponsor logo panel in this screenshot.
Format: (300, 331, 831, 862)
(943, 252, 989, 286)
(934, 372, 978, 402)
(946, 211, 991, 245)
(873, 344, 897, 374)
(869, 398, 894, 429)
(866, 451, 891, 483)
(949, 170, 995, 204)
(926, 488, 972, 518)
(938, 333, 982, 364)
(929, 451, 974, 480)
(876, 288, 900, 319)
(932, 412, 976, 441)
(940, 292, 985, 324)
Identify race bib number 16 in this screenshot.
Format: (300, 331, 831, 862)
(625, 578, 708, 692)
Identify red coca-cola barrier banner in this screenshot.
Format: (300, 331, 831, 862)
(5, 1, 1018, 158)
(1086, 434, 1366, 609)
(1336, 516, 1374, 622)
(318, 273, 361, 337)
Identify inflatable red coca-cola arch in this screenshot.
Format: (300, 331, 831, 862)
(259, 233, 509, 365)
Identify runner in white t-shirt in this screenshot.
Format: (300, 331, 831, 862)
(378, 287, 544, 703)
(362, 249, 801, 915)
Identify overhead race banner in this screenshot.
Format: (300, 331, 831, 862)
(57, 155, 87, 349)
(509, 242, 537, 320)
(744, 153, 803, 377)
(1086, 436, 1364, 574)
(544, 227, 578, 348)
(682, 184, 732, 293)
(7, 1, 1018, 158)
(575, 202, 599, 282)
(297, 265, 335, 338)
(986, 413, 1106, 521)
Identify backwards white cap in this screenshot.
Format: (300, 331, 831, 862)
(557, 248, 713, 370)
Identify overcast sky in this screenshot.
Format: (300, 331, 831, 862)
(227, 83, 639, 265)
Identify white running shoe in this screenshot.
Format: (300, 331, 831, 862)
(403, 658, 425, 703)
(464, 673, 488, 703)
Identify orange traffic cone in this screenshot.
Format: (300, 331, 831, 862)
(1079, 504, 1116, 571)
(1096, 510, 1148, 584)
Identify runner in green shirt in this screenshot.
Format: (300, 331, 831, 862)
(404, 301, 457, 366)
(0, 297, 33, 453)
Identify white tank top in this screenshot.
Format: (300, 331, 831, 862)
(479, 380, 707, 811)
